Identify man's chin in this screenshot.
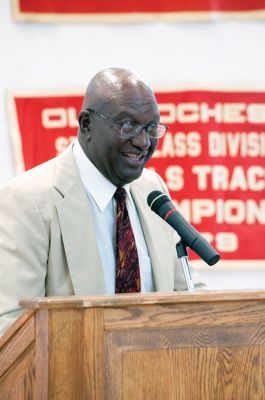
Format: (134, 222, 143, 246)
(116, 167, 144, 186)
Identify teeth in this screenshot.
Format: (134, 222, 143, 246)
(124, 153, 142, 159)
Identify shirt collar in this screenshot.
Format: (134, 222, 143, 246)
(73, 139, 131, 211)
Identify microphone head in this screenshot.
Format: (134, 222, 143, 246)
(147, 190, 170, 213)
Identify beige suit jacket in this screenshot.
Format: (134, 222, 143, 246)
(0, 145, 204, 335)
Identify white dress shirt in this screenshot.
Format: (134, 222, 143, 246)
(73, 140, 155, 294)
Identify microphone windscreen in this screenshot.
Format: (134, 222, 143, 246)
(147, 191, 169, 212)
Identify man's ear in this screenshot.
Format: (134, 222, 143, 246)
(78, 110, 91, 132)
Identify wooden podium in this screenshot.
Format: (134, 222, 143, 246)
(1, 290, 265, 399)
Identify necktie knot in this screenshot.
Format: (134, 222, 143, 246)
(114, 187, 126, 202)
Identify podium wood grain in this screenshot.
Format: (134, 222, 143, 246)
(1, 290, 265, 399)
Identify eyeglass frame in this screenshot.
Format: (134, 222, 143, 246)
(85, 108, 168, 139)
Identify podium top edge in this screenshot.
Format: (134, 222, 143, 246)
(19, 289, 265, 310)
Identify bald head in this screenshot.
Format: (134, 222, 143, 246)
(81, 67, 157, 113)
(77, 67, 160, 187)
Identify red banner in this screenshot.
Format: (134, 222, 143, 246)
(7, 89, 265, 263)
(12, 0, 265, 22)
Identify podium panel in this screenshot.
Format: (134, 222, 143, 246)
(1, 290, 265, 399)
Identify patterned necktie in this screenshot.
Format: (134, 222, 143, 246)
(114, 187, 141, 293)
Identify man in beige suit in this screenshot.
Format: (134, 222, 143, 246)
(0, 68, 204, 335)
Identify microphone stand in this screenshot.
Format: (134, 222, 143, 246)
(176, 240, 194, 292)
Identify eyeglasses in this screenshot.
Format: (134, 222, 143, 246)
(87, 108, 168, 139)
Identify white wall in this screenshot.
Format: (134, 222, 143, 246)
(0, 0, 264, 288)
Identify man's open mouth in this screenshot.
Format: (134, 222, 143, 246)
(123, 152, 146, 160)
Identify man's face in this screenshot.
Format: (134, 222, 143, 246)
(84, 86, 160, 187)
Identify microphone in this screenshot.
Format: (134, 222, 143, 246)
(147, 190, 220, 266)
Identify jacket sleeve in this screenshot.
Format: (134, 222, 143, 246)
(0, 181, 49, 335)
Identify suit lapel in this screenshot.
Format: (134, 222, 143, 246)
(131, 180, 175, 292)
(53, 146, 105, 295)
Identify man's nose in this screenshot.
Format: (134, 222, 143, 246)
(130, 127, 151, 149)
